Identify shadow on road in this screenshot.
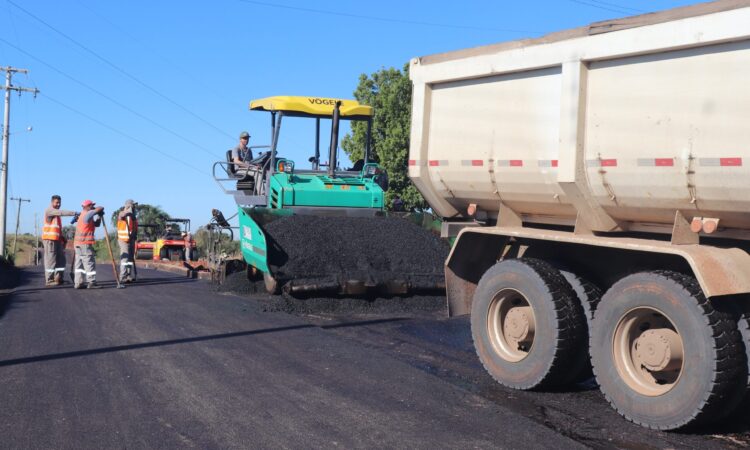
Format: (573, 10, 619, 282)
(0, 317, 407, 368)
(8, 274, 197, 295)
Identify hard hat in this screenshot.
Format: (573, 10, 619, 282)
(124, 199, 136, 207)
(239, 131, 250, 139)
(81, 199, 95, 207)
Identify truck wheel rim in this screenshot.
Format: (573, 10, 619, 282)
(487, 288, 536, 362)
(612, 307, 684, 396)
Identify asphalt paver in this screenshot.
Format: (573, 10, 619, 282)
(0, 267, 582, 449)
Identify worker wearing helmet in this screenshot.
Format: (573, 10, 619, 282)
(74, 200, 104, 289)
(116, 199, 138, 283)
(42, 194, 78, 286)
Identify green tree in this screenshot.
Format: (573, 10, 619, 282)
(193, 226, 239, 259)
(93, 231, 119, 262)
(341, 63, 426, 211)
(110, 203, 170, 239)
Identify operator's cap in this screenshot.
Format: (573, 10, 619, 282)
(124, 199, 136, 207)
(81, 199, 95, 208)
(239, 131, 250, 139)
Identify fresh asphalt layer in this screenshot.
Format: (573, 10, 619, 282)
(0, 267, 582, 449)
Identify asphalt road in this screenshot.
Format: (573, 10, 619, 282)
(1, 267, 748, 449)
(0, 267, 582, 449)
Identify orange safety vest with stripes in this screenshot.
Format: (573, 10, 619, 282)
(117, 216, 138, 242)
(74, 214, 96, 246)
(42, 216, 62, 241)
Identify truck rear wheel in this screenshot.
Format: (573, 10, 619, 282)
(590, 271, 746, 430)
(560, 270, 601, 381)
(739, 309, 750, 402)
(559, 270, 601, 331)
(471, 258, 587, 390)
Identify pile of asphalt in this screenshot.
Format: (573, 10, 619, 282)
(214, 271, 264, 295)
(264, 215, 449, 291)
(216, 271, 446, 316)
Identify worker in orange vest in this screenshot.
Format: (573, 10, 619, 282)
(74, 199, 104, 289)
(116, 199, 138, 283)
(42, 195, 78, 286)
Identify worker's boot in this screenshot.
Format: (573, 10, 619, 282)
(86, 282, 100, 289)
(53, 273, 62, 285)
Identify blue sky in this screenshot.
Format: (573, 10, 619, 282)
(0, 0, 697, 233)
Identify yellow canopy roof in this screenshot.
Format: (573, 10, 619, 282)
(249, 96, 373, 118)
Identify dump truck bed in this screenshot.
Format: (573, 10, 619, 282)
(409, 0, 750, 238)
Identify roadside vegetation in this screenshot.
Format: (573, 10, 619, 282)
(341, 63, 427, 212)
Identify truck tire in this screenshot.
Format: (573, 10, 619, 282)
(738, 309, 750, 404)
(471, 258, 588, 390)
(559, 270, 601, 330)
(590, 271, 746, 430)
(560, 270, 602, 381)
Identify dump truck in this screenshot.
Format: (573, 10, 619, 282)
(213, 96, 445, 295)
(409, 0, 750, 430)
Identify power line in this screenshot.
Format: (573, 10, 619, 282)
(73, 0, 238, 108)
(0, 37, 219, 159)
(586, 0, 645, 14)
(6, 0, 235, 142)
(40, 93, 209, 177)
(567, 0, 639, 15)
(238, 0, 544, 34)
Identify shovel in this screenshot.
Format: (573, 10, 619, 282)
(101, 218, 125, 289)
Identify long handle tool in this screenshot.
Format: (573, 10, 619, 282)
(101, 218, 125, 289)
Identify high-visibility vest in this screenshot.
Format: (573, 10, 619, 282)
(117, 216, 138, 242)
(74, 214, 96, 246)
(42, 216, 62, 241)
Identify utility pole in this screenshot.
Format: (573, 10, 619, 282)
(1, 67, 38, 257)
(10, 196, 29, 259)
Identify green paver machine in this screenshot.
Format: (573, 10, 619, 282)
(213, 96, 444, 295)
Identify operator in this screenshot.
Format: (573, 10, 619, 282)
(116, 199, 138, 283)
(74, 200, 104, 289)
(231, 131, 254, 167)
(42, 195, 78, 286)
(182, 231, 194, 262)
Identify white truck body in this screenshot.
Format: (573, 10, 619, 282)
(409, 1, 750, 237)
